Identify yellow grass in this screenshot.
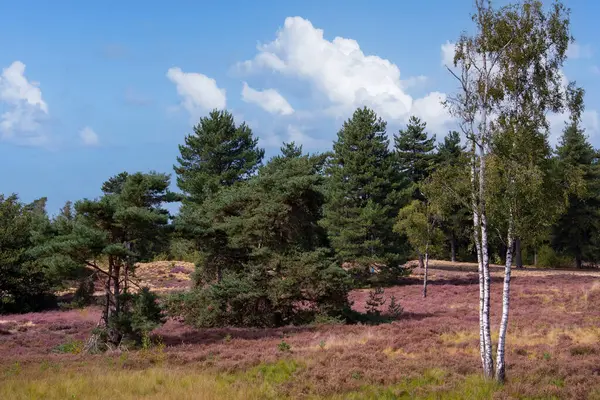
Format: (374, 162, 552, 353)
(0, 363, 295, 400)
(441, 326, 600, 347)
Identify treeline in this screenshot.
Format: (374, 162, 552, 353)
(1, 97, 598, 342)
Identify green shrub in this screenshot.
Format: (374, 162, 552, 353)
(109, 288, 165, 345)
(277, 340, 291, 352)
(52, 339, 84, 354)
(537, 245, 572, 268)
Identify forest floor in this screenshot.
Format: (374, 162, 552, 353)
(1, 261, 600, 399)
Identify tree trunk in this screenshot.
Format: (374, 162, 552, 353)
(576, 254, 583, 269)
(478, 148, 494, 378)
(533, 248, 537, 266)
(423, 248, 429, 298)
(450, 234, 457, 263)
(418, 253, 424, 269)
(471, 143, 487, 373)
(496, 214, 515, 383)
(103, 261, 112, 327)
(514, 237, 523, 268)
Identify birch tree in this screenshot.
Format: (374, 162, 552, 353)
(394, 199, 443, 297)
(445, 0, 573, 382)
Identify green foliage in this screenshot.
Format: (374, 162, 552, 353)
(170, 147, 352, 328)
(109, 288, 165, 344)
(174, 109, 264, 204)
(552, 119, 600, 267)
(52, 339, 84, 355)
(395, 199, 444, 258)
(32, 172, 175, 345)
(0, 194, 57, 314)
(277, 340, 291, 353)
(71, 275, 96, 308)
(394, 115, 436, 198)
(536, 245, 572, 268)
(321, 107, 407, 275)
(387, 295, 403, 319)
(365, 287, 386, 316)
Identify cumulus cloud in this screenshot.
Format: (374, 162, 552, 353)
(286, 125, 329, 149)
(548, 110, 599, 146)
(79, 126, 99, 146)
(566, 42, 593, 60)
(259, 124, 329, 150)
(239, 17, 451, 129)
(0, 61, 49, 145)
(241, 82, 294, 115)
(166, 67, 226, 119)
(441, 41, 456, 67)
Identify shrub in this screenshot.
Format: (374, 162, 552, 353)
(72, 276, 95, 307)
(277, 340, 291, 353)
(52, 339, 84, 354)
(366, 287, 386, 316)
(166, 252, 352, 329)
(537, 245, 572, 268)
(109, 288, 165, 345)
(387, 295, 403, 319)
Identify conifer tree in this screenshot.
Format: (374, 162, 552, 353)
(553, 114, 600, 268)
(174, 109, 264, 204)
(169, 147, 351, 327)
(395, 116, 436, 190)
(34, 172, 177, 348)
(321, 107, 405, 276)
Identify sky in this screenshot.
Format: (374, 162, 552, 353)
(1, 0, 599, 214)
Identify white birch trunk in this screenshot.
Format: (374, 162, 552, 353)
(423, 246, 429, 298)
(496, 211, 515, 382)
(479, 43, 495, 379)
(471, 144, 487, 371)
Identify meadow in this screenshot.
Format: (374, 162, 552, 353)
(1, 261, 600, 399)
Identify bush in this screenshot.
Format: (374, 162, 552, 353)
(166, 251, 352, 329)
(387, 295, 403, 319)
(537, 245, 572, 268)
(72, 276, 95, 307)
(109, 288, 165, 345)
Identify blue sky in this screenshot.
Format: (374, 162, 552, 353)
(1, 0, 599, 214)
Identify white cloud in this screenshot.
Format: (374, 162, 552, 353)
(441, 41, 456, 67)
(401, 75, 428, 89)
(241, 82, 294, 115)
(259, 124, 329, 150)
(286, 125, 329, 149)
(79, 126, 99, 146)
(566, 42, 593, 60)
(0, 61, 49, 145)
(239, 17, 451, 129)
(166, 67, 226, 119)
(411, 92, 453, 133)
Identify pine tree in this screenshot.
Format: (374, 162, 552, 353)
(434, 131, 469, 262)
(553, 121, 600, 268)
(169, 148, 351, 327)
(395, 116, 436, 188)
(174, 109, 264, 204)
(33, 172, 177, 348)
(321, 107, 405, 276)
(436, 131, 463, 166)
(0, 194, 56, 313)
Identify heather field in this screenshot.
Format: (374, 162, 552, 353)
(2, 262, 600, 399)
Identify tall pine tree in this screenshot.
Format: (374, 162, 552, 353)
(395, 116, 436, 190)
(553, 120, 600, 268)
(174, 109, 264, 204)
(321, 107, 405, 276)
